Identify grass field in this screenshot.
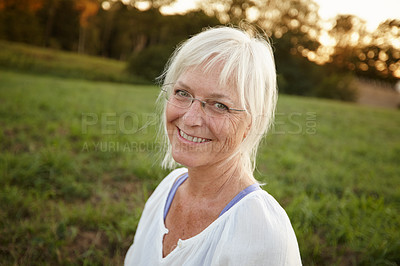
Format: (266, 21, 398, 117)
(0, 40, 147, 84)
(1, 69, 399, 265)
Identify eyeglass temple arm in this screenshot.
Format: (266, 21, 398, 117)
(229, 108, 246, 112)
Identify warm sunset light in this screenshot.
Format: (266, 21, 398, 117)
(3, 0, 398, 81)
(160, 0, 400, 32)
(315, 0, 400, 32)
(1, 0, 400, 264)
(160, 0, 200, 14)
(156, 0, 400, 78)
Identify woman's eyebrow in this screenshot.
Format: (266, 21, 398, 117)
(208, 93, 231, 100)
(177, 81, 232, 101)
(176, 81, 191, 90)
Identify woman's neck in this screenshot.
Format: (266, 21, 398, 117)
(184, 156, 254, 199)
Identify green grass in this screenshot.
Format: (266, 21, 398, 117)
(0, 69, 399, 265)
(0, 40, 148, 84)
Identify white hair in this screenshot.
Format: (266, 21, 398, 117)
(156, 26, 277, 177)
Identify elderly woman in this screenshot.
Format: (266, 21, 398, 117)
(125, 26, 301, 265)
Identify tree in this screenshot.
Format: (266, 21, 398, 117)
(371, 19, 400, 80)
(75, 0, 99, 53)
(198, 0, 257, 24)
(328, 16, 400, 82)
(111, 0, 178, 9)
(127, 10, 219, 80)
(0, 0, 44, 44)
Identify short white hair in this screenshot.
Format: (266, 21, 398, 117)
(157, 26, 277, 177)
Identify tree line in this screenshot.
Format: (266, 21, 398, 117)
(1, 0, 399, 100)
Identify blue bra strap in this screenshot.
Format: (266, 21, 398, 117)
(163, 173, 189, 220)
(163, 173, 261, 220)
(218, 183, 261, 217)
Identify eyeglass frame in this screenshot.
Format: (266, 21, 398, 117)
(160, 84, 247, 115)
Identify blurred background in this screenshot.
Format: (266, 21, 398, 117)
(1, 0, 400, 104)
(0, 0, 399, 265)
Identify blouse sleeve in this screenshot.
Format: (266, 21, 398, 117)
(211, 192, 302, 266)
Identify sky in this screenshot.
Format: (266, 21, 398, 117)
(315, 0, 400, 31)
(159, 0, 400, 31)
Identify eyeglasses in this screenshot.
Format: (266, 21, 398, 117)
(161, 85, 246, 117)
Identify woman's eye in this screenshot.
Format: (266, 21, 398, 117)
(214, 102, 229, 111)
(175, 90, 191, 98)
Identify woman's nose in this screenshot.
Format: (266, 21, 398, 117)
(182, 99, 205, 127)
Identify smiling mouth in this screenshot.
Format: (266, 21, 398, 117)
(178, 128, 211, 143)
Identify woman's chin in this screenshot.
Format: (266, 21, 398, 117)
(171, 151, 208, 169)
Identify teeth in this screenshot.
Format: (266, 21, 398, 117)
(180, 129, 209, 143)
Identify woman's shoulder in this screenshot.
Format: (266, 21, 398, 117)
(217, 189, 301, 265)
(228, 189, 288, 224)
(245, 189, 289, 219)
(230, 189, 294, 232)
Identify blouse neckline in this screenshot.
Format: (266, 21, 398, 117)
(159, 170, 261, 261)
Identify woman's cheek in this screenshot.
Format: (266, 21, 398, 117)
(212, 116, 244, 150)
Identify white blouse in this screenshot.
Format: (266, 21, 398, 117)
(125, 168, 302, 266)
